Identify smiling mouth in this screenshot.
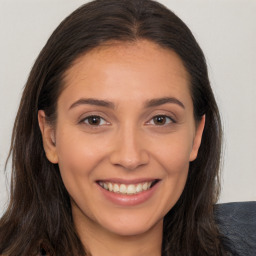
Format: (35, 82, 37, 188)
(97, 180, 159, 195)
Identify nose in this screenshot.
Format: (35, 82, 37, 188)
(109, 126, 149, 170)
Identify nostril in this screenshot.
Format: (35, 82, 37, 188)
(109, 148, 150, 170)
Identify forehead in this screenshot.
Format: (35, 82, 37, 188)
(60, 40, 191, 109)
(65, 40, 189, 82)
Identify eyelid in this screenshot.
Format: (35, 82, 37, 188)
(79, 115, 110, 126)
(145, 114, 176, 125)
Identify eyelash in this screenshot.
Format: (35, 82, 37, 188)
(80, 114, 176, 127)
(80, 115, 109, 126)
(146, 115, 176, 126)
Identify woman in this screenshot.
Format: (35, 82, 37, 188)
(0, 0, 227, 255)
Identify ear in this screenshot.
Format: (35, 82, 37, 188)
(189, 115, 205, 162)
(38, 110, 58, 164)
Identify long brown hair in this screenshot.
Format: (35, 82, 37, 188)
(0, 0, 226, 255)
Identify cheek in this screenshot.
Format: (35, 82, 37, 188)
(148, 135, 192, 215)
(55, 129, 105, 217)
(159, 141, 190, 190)
(151, 131, 193, 174)
(55, 127, 103, 185)
(55, 127, 115, 196)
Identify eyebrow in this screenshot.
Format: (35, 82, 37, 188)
(69, 98, 115, 110)
(144, 97, 185, 109)
(69, 97, 185, 110)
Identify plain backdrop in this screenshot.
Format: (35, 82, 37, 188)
(0, 0, 255, 216)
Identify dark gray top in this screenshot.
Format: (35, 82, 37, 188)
(215, 201, 256, 256)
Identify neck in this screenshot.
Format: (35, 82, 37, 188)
(73, 206, 163, 256)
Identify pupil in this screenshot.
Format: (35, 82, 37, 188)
(154, 116, 166, 125)
(89, 116, 100, 125)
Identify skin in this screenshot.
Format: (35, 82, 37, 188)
(38, 40, 205, 256)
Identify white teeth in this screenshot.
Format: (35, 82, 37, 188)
(120, 184, 126, 194)
(142, 182, 148, 190)
(113, 184, 119, 193)
(99, 181, 154, 195)
(136, 183, 142, 193)
(127, 184, 136, 194)
(108, 183, 113, 192)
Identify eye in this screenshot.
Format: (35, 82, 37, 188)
(81, 115, 109, 126)
(147, 115, 175, 126)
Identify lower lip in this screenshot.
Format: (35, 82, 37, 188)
(97, 182, 160, 206)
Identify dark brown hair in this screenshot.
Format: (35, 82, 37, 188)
(0, 0, 225, 255)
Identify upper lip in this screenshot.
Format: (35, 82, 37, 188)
(96, 178, 160, 185)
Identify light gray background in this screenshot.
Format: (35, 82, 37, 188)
(0, 0, 255, 216)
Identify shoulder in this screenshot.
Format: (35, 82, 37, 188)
(214, 201, 256, 256)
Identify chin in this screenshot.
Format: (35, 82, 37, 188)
(97, 211, 163, 237)
(105, 223, 156, 237)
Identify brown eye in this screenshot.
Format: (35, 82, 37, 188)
(149, 115, 174, 126)
(88, 116, 101, 125)
(153, 116, 166, 125)
(83, 115, 108, 126)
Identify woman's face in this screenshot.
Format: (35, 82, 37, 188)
(39, 40, 204, 237)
